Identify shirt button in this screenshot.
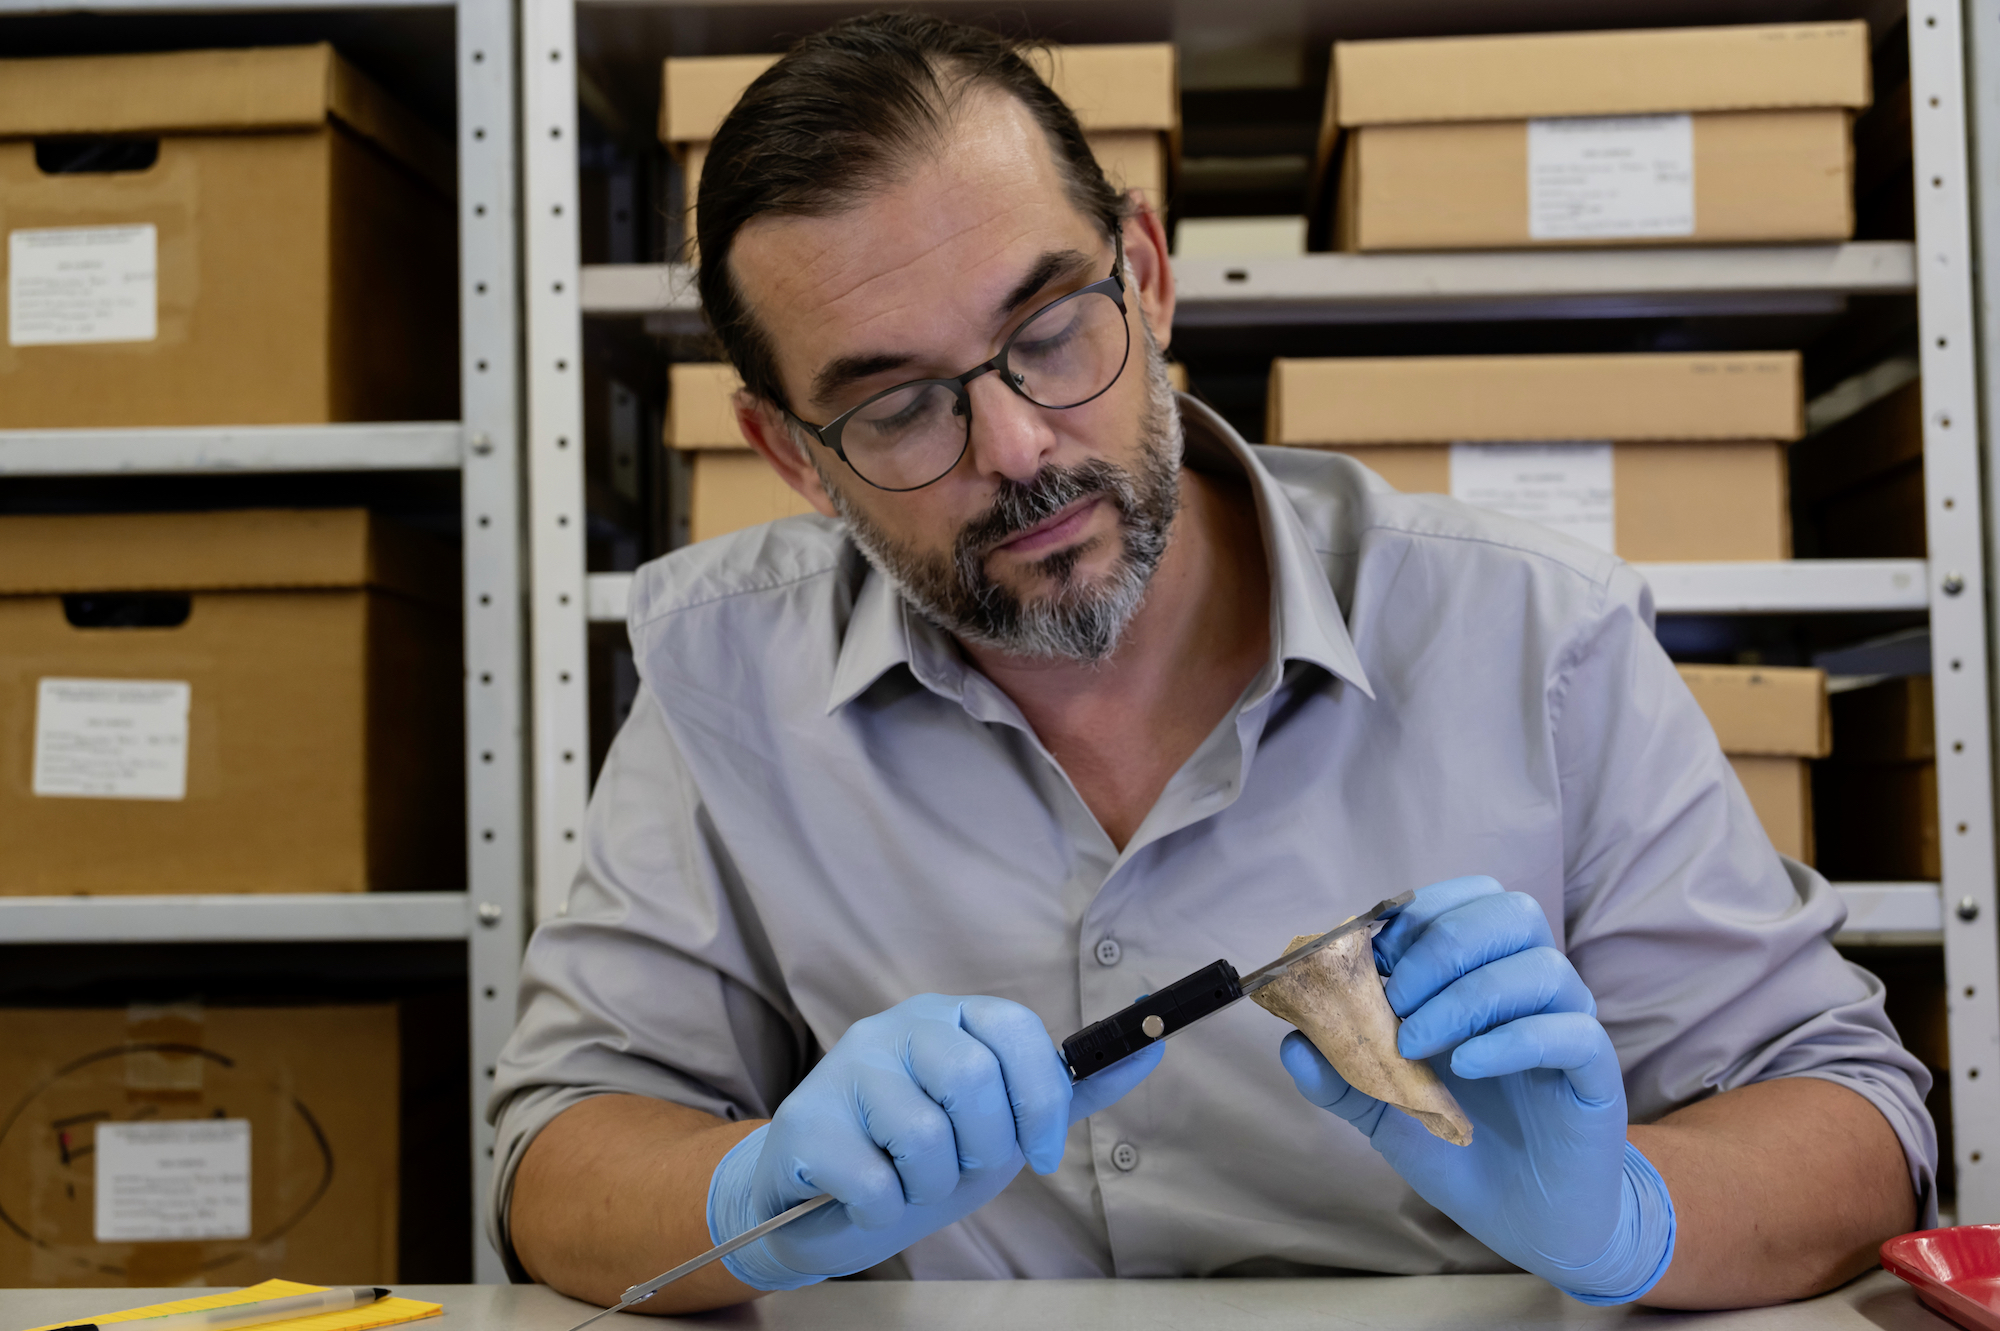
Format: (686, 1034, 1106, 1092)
(1094, 937, 1122, 967)
(1111, 1141, 1140, 1172)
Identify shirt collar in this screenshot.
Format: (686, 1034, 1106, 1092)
(826, 392, 1373, 714)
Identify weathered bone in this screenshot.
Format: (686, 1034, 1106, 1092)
(1253, 926, 1474, 1146)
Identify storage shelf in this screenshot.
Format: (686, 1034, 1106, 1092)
(587, 563, 1930, 624)
(1172, 243, 1915, 325)
(1832, 883, 1945, 946)
(1638, 560, 1930, 615)
(583, 243, 1916, 331)
(0, 892, 474, 944)
(0, 423, 466, 477)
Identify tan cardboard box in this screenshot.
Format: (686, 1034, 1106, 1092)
(662, 42, 1177, 239)
(0, 509, 463, 895)
(1677, 664, 1831, 757)
(0, 1004, 398, 1286)
(666, 363, 814, 544)
(1793, 380, 1926, 558)
(1267, 353, 1803, 561)
(1677, 664, 1829, 862)
(1319, 23, 1870, 251)
(0, 45, 457, 427)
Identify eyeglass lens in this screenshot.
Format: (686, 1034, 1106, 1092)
(838, 288, 1129, 490)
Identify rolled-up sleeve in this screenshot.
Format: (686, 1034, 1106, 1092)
(483, 687, 814, 1278)
(1552, 563, 1938, 1224)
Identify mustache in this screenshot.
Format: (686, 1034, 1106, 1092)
(953, 460, 1130, 562)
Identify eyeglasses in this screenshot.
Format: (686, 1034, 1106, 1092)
(786, 235, 1131, 492)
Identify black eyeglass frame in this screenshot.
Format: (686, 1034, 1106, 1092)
(784, 234, 1131, 493)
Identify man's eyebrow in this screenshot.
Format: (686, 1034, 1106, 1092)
(995, 249, 1098, 320)
(809, 352, 916, 410)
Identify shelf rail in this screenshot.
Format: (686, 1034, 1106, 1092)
(583, 563, 1931, 626)
(581, 243, 1917, 331)
(0, 893, 474, 944)
(0, 423, 465, 476)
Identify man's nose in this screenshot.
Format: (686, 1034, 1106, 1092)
(964, 370, 1056, 485)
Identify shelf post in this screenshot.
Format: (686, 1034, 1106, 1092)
(522, 0, 592, 934)
(459, 0, 530, 1283)
(1915, 0, 2000, 1223)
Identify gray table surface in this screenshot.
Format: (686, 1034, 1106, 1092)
(0, 1271, 1960, 1327)
(0, 1271, 1954, 1331)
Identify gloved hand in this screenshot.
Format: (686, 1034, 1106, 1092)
(710, 993, 1162, 1290)
(1279, 876, 1675, 1304)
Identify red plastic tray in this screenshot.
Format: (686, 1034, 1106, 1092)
(1882, 1225, 2000, 1331)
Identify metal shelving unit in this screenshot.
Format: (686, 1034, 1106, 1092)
(0, 0, 527, 1281)
(523, 0, 2000, 1231)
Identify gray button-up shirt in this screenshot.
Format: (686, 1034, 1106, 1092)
(489, 397, 1935, 1280)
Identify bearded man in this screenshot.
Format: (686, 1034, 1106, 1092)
(489, 11, 1933, 1313)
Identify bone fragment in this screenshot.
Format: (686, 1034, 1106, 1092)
(1254, 926, 1474, 1146)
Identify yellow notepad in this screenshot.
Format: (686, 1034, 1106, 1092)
(22, 1279, 443, 1331)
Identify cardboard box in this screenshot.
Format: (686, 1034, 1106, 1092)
(1677, 664, 1829, 863)
(1319, 23, 1870, 251)
(1793, 379, 1926, 559)
(0, 509, 463, 895)
(1267, 353, 1802, 561)
(1728, 756, 1817, 864)
(0, 1004, 398, 1287)
(666, 363, 815, 544)
(0, 45, 457, 427)
(662, 42, 1178, 242)
(1678, 664, 1831, 757)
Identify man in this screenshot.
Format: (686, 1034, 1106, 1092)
(492, 12, 1934, 1313)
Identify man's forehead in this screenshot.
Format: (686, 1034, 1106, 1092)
(730, 90, 1105, 388)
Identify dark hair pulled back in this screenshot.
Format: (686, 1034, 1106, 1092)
(694, 10, 1130, 410)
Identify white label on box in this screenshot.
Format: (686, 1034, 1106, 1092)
(1527, 115, 1694, 240)
(33, 678, 191, 800)
(8, 224, 158, 346)
(1450, 442, 1616, 553)
(95, 1120, 251, 1242)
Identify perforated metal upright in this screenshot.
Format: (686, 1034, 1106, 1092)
(522, 0, 592, 928)
(457, 0, 531, 1283)
(1953, 0, 2000, 1223)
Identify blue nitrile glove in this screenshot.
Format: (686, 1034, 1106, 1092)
(1279, 876, 1675, 1305)
(708, 993, 1163, 1291)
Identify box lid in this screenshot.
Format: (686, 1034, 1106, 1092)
(1679, 665, 1831, 758)
(666, 363, 751, 450)
(1334, 22, 1871, 126)
(661, 42, 1177, 143)
(0, 44, 453, 190)
(1022, 44, 1178, 133)
(0, 508, 456, 603)
(1268, 353, 1804, 445)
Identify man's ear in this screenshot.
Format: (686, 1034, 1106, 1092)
(733, 391, 840, 519)
(1121, 195, 1176, 356)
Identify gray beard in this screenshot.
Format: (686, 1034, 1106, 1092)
(817, 339, 1184, 664)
